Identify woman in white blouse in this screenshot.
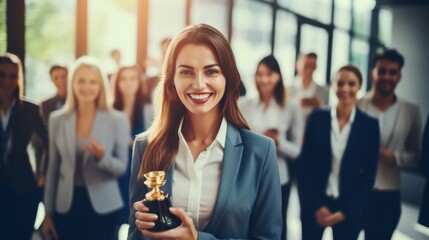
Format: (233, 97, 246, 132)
(298, 65, 380, 240)
(238, 55, 303, 240)
(129, 24, 282, 240)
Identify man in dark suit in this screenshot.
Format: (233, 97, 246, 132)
(41, 65, 68, 121)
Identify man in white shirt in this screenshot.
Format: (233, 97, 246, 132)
(288, 52, 330, 123)
(358, 49, 422, 240)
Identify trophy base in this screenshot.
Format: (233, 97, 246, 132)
(143, 197, 182, 232)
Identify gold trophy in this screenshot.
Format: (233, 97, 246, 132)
(143, 171, 182, 232)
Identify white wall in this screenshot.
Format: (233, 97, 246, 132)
(389, 5, 429, 205)
(390, 5, 429, 121)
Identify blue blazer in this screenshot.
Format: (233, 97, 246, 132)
(298, 107, 380, 220)
(128, 123, 282, 240)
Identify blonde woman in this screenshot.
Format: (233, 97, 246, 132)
(41, 56, 130, 240)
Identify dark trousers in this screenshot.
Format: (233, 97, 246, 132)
(281, 183, 291, 240)
(363, 190, 401, 240)
(0, 181, 41, 240)
(54, 187, 119, 240)
(301, 197, 362, 240)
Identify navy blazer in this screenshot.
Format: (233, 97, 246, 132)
(128, 123, 282, 240)
(0, 100, 47, 193)
(298, 107, 380, 219)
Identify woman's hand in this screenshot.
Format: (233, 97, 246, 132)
(83, 138, 105, 161)
(263, 129, 279, 146)
(40, 214, 58, 240)
(134, 201, 197, 240)
(315, 207, 345, 227)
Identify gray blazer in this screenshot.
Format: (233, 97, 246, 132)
(358, 95, 422, 189)
(128, 123, 283, 240)
(44, 109, 130, 214)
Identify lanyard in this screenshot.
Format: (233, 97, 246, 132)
(0, 102, 18, 160)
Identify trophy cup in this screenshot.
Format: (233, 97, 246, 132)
(143, 171, 182, 232)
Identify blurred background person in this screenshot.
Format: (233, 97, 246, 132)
(298, 65, 380, 240)
(288, 52, 329, 123)
(144, 37, 172, 103)
(0, 53, 48, 240)
(359, 49, 422, 240)
(238, 54, 302, 240)
(112, 65, 153, 237)
(41, 56, 130, 240)
(41, 64, 68, 122)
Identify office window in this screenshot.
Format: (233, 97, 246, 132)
(351, 38, 369, 95)
(334, 0, 351, 30)
(378, 8, 392, 46)
(278, 0, 332, 24)
(300, 24, 329, 86)
(231, 0, 272, 97)
(0, 0, 6, 52)
(25, 0, 75, 101)
(88, 0, 137, 75)
(331, 29, 350, 75)
(146, 0, 186, 76)
(190, 0, 229, 37)
(274, 10, 297, 87)
(353, 0, 374, 37)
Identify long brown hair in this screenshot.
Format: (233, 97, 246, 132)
(139, 24, 249, 177)
(255, 55, 286, 107)
(113, 66, 144, 133)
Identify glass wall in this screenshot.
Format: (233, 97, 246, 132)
(25, 0, 76, 101)
(351, 38, 370, 95)
(379, 8, 392, 46)
(190, 0, 229, 37)
(146, 0, 186, 77)
(278, 0, 332, 24)
(274, 11, 297, 86)
(300, 24, 329, 86)
(0, 0, 6, 52)
(88, 0, 137, 75)
(334, 0, 351, 30)
(231, 0, 272, 97)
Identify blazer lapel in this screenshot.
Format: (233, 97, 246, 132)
(64, 112, 76, 164)
(205, 123, 243, 232)
(386, 100, 404, 148)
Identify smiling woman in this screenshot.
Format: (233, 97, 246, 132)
(174, 44, 226, 117)
(128, 24, 283, 240)
(41, 56, 130, 240)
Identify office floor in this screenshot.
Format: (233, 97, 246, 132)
(32, 185, 429, 240)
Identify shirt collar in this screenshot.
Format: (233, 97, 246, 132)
(330, 106, 356, 124)
(178, 117, 227, 149)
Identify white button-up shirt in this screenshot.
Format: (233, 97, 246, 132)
(0, 100, 16, 161)
(238, 97, 303, 185)
(326, 106, 356, 198)
(173, 118, 227, 230)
